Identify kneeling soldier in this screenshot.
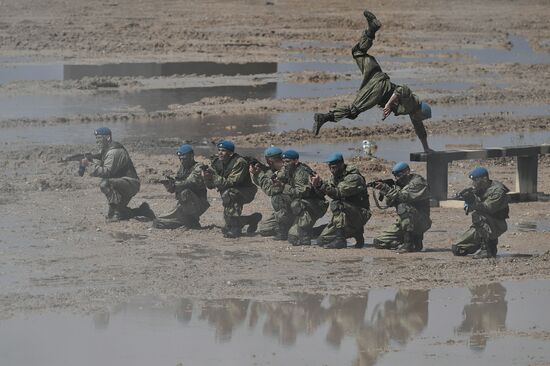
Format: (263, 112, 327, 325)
(452, 167, 510, 259)
(311, 153, 371, 249)
(153, 144, 210, 229)
(249, 146, 290, 239)
(202, 140, 261, 238)
(81, 127, 155, 221)
(276, 150, 328, 245)
(373, 162, 431, 252)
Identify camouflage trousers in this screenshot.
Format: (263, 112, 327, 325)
(259, 194, 292, 236)
(220, 186, 257, 227)
(99, 177, 140, 208)
(375, 203, 432, 249)
(284, 198, 328, 241)
(318, 200, 371, 244)
(153, 189, 210, 229)
(452, 212, 507, 255)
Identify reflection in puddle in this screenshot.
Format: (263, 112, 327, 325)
(1, 280, 550, 365)
(109, 231, 148, 242)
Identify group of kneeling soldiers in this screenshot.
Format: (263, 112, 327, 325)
(80, 127, 511, 259)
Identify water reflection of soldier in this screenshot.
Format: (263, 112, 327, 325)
(373, 162, 431, 253)
(199, 299, 250, 342)
(175, 298, 194, 324)
(354, 290, 429, 366)
(311, 153, 372, 249)
(312, 10, 433, 153)
(274, 150, 328, 246)
(249, 293, 325, 346)
(80, 127, 155, 221)
(202, 140, 262, 238)
(323, 294, 369, 347)
(249, 147, 289, 239)
(457, 283, 507, 351)
(153, 144, 210, 229)
(452, 167, 510, 259)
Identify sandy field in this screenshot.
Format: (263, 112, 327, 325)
(0, 0, 549, 319)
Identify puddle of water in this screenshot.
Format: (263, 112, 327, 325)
(281, 40, 349, 50)
(415, 35, 550, 65)
(511, 221, 550, 233)
(1, 280, 550, 365)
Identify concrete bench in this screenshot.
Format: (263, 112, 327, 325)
(410, 145, 550, 203)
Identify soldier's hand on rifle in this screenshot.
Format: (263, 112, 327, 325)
(310, 174, 322, 188)
(249, 163, 261, 176)
(375, 181, 390, 193)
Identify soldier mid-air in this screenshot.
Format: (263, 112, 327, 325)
(153, 144, 210, 229)
(202, 140, 262, 238)
(452, 167, 510, 259)
(249, 146, 290, 240)
(80, 127, 155, 222)
(274, 150, 328, 246)
(372, 162, 431, 253)
(310, 153, 371, 249)
(312, 10, 434, 153)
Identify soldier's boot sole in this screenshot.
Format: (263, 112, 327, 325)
(324, 237, 347, 249)
(245, 213, 263, 234)
(363, 10, 381, 37)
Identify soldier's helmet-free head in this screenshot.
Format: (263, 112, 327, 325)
(392, 161, 411, 183)
(282, 149, 299, 168)
(264, 146, 283, 170)
(177, 144, 194, 164)
(217, 140, 235, 161)
(469, 166, 490, 190)
(325, 152, 345, 176)
(94, 127, 112, 149)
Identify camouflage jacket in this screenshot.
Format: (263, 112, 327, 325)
(252, 168, 284, 197)
(317, 165, 370, 209)
(173, 161, 208, 199)
(89, 141, 138, 180)
(384, 173, 430, 215)
(471, 180, 510, 219)
(279, 163, 324, 200)
(206, 153, 255, 192)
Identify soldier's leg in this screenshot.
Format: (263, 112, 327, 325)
(272, 194, 293, 240)
(100, 178, 140, 221)
(397, 206, 431, 253)
(221, 188, 244, 238)
(153, 189, 208, 229)
(452, 212, 491, 256)
(410, 110, 432, 153)
(373, 221, 403, 249)
(287, 199, 317, 246)
(322, 200, 350, 249)
(258, 212, 278, 237)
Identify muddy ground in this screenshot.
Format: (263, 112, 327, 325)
(0, 0, 549, 319)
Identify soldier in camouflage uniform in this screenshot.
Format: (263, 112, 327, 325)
(249, 146, 291, 240)
(373, 162, 431, 253)
(153, 144, 210, 229)
(202, 140, 261, 238)
(452, 167, 510, 259)
(312, 10, 433, 153)
(275, 150, 328, 246)
(81, 127, 155, 222)
(311, 153, 371, 249)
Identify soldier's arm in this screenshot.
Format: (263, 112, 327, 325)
(385, 179, 429, 205)
(473, 188, 509, 214)
(282, 169, 311, 198)
(253, 170, 279, 195)
(88, 150, 117, 178)
(212, 159, 248, 190)
(174, 166, 204, 192)
(321, 174, 366, 200)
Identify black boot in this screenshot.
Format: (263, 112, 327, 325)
(412, 234, 424, 252)
(473, 240, 497, 259)
(363, 10, 381, 39)
(223, 218, 242, 238)
(107, 205, 130, 222)
(133, 202, 156, 220)
(354, 232, 365, 249)
(106, 204, 116, 219)
(488, 239, 498, 257)
(312, 112, 335, 136)
(273, 224, 289, 241)
(245, 212, 262, 234)
(324, 229, 347, 249)
(397, 233, 415, 253)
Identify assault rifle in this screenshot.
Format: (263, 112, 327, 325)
(366, 178, 396, 189)
(61, 152, 101, 176)
(454, 187, 476, 215)
(247, 157, 270, 172)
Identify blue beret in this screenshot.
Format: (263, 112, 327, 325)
(94, 127, 112, 136)
(392, 161, 410, 174)
(176, 144, 193, 156)
(282, 149, 299, 159)
(217, 140, 235, 152)
(264, 146, 283, 158)
(325, 152, 344, 165)
(469, 166, 489, 179)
